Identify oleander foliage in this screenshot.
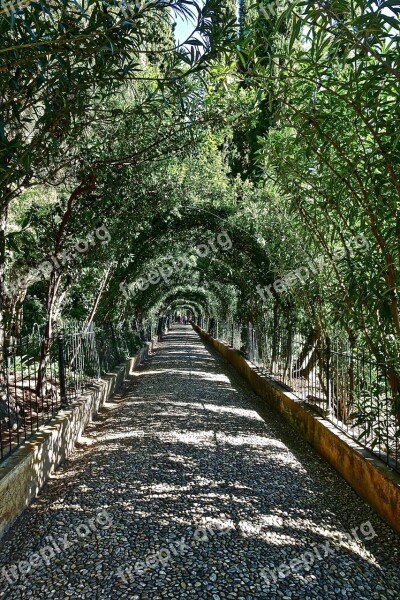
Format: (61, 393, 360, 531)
(0, 1, 399, 426)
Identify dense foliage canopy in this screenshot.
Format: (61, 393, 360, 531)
(1, 0, 399, 441)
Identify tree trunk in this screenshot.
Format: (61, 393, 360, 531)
(35, 272, 61, 398)
(387, 366, 400, 426)
(84, 267, 113, 331)
(0, 204, 15, 426)
(283, 307, 293, 381)
(68, 267, 113, 370)
(271, 301, 279, 372)
(292, 327, 321, 378)
(35, 175, 97, 399)
(0, 204, 8, 350)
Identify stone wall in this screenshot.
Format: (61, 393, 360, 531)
(0, 338, 158, 540)
(193, 325, 400, 534)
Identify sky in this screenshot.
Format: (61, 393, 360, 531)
(173, 0, 207, 45)
(174, 13, 196, 44)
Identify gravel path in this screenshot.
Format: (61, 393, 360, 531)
(0, 325, 399, 600)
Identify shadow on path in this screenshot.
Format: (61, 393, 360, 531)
(0, 325, 399, 600)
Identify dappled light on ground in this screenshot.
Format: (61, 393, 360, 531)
(0, 325, 398, 599)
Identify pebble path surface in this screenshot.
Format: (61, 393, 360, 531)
(0, 325, 399, 600)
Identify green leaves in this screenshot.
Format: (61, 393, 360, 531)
(233, 0, 400, 374)
(0, 0, 236, 198)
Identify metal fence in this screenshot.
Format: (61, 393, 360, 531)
(198, 317, 400, 474)
(0, 319, 161, 464)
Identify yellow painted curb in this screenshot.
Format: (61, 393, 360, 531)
(194, 325, 400, 534)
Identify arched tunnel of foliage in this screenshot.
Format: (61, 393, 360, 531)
(0, 0, 399, 455)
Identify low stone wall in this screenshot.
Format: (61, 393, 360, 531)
(193, 324, 400, 534)
(0, 338, 158, 540)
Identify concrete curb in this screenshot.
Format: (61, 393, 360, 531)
(0, 337, 158, 540)
(193, 324, 400, 534)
